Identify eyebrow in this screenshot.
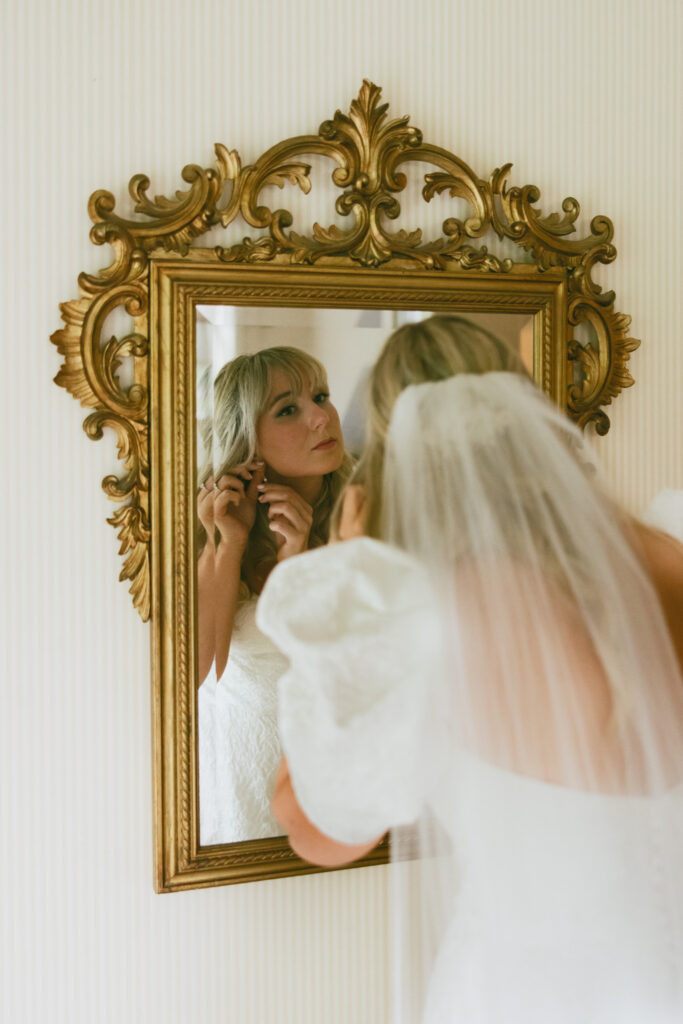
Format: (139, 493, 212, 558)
(268, 390, 294, 410)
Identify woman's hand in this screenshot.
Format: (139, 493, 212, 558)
(257, 483, 313, 561)
(214, 461, 266, 550)
(337, 484, 367, 541)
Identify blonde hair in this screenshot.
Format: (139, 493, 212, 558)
(201, 346, 353, 594)
(342, 315, 529, 538)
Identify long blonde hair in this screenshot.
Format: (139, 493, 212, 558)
(202, 346, 353, 593)
(344, 315, 529, 538)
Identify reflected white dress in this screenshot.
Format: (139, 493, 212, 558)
(198, 595, 287, 844)
(257, 537, 683, 1024)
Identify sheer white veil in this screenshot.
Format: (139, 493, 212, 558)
(381, 371, 683, 1021)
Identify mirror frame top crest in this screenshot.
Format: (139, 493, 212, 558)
(52, 81, 638, 891)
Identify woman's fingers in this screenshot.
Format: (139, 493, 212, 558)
(245, 462, 266, 501)
(225, 460, 261, 481)
(257, 485, 313, 522)
(265, 500, 309, 532)
(216, 461, 266, 502)
(214, 488, 240, 513)
(257, 483, 298, 499)
(268, 515, 296, 545)
(264, 489, 313, 560)
(209, 472, 313, 551)
(216, 474, 247, 499)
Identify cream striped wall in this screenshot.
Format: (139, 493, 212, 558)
(2, 1, 680, 1021)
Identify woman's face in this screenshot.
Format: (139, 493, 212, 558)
(256, 369, 344, 480)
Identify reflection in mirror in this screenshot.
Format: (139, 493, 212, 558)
(195, 305, 534, 846)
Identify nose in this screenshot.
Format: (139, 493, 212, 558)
(308, 400, 329, 432)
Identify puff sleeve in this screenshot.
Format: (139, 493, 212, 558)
(256, 538, 442, 845)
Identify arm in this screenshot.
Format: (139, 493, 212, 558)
(212, 542, 247, 681)
(269, 484, 380, 861)
(197, 462, 265, 686)
(197, 529, 246, 684)
(272, 757, 384, 867)
(196, 536, 216, 685)
(196, 479, 220, 685)
(628, 518, 683, 674)
(335, 483, 367, 541)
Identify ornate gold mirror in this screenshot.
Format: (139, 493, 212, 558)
(53, 81, 638, 892)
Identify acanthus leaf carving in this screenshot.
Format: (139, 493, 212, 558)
(107, 504, 151, 619)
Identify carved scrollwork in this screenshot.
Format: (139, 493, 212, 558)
(53, 79, 637, 621)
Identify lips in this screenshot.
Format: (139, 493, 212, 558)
(313, 438, 337, 451)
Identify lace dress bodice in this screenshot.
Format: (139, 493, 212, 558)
(198, 595, 288, 845)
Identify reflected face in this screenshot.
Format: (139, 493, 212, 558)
(256, 369, 344, 480)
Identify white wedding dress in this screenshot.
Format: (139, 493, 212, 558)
(257, 537, 683, 1023)
(198, 595, 287, 845)
(423, 754, 682, 1023)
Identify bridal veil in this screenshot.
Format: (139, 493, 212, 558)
(258, 372, 683, 1022)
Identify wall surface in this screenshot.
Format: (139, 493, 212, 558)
(2, 1, 681, 1022)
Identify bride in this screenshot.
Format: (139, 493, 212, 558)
(196, 346, 352, 844)
(257, 316, 683, 1022)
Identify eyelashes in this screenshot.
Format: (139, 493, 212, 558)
(275, 392, 330, 418)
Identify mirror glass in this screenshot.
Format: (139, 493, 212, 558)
(195, 304, 534, 847)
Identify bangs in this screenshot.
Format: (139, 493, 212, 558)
(260, 347, 328, 405)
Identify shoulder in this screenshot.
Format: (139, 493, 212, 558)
(628, 519, 683, 602)
(623, 518, 683, 674)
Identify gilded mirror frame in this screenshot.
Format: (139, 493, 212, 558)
(53, 81, 638, 891)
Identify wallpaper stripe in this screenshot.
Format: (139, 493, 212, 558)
(2, 0, 681, 1021)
